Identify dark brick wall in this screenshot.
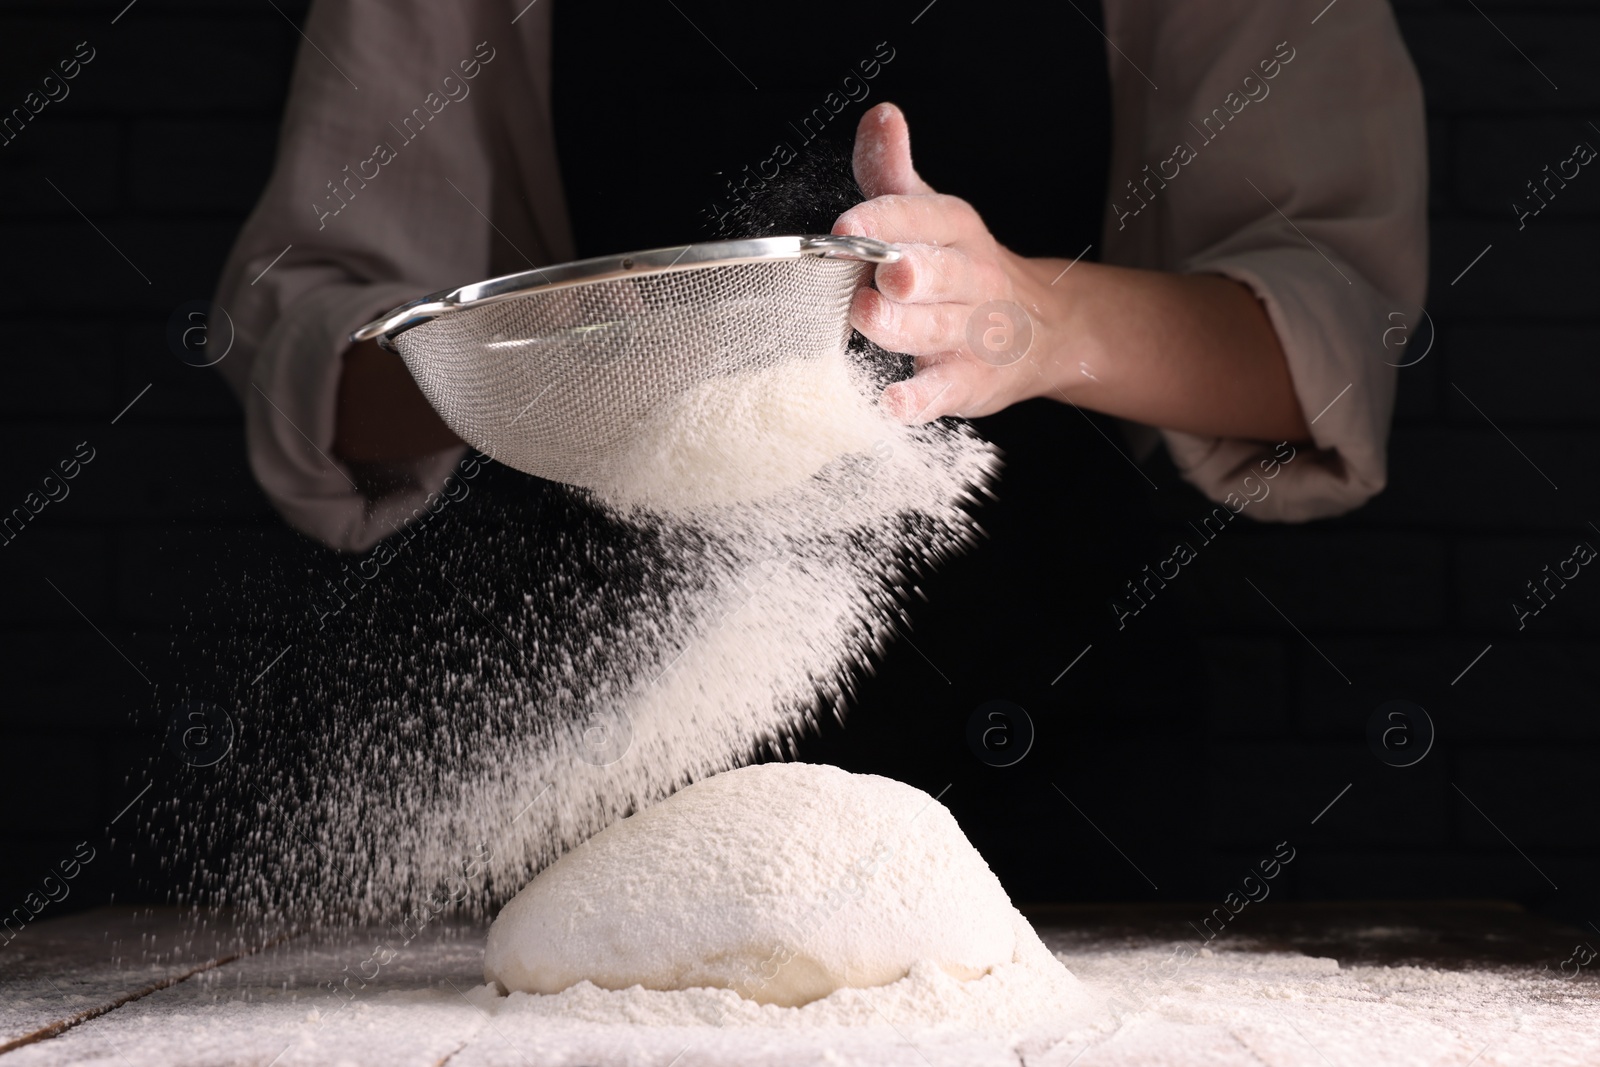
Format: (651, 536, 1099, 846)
(0, 1, 1594, 927)
(0, 0, 308, 916)
(1171, 0, 1600, 925)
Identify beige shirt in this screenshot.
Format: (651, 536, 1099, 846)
(213, 0, 1427, 552)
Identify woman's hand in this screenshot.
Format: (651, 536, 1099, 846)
(834, 103, 1311, 444)
(833, 103, 1052, 424)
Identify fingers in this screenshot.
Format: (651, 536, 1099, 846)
(842, 102, 1031, 426)
(881, 366, 967, 424)
(851, 287, 972, 357)
(881, 352, 1044, 425)
(874, 243, 1001, 305)
(852, 102, 935, 198)
(838, 105, 982, 247)
(833, 193, 985, 249)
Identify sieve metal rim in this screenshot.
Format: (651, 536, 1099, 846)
(350, 233, 900, 350)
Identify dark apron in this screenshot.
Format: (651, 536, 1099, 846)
(552, 0, 1205, 901)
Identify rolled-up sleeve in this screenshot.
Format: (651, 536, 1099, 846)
(212, 0, 571, 551)
(1102, 0, 1428, 521)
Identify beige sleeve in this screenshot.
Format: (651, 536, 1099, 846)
(211, 0, 571, 551)
(1101, 0, 1428, 521)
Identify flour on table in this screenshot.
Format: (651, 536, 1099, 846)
(21, 929, 1600, 1066)
(484, 763, 1096, 1027)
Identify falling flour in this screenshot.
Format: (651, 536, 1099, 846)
(483, 763, 1088, 1024)
(193, 325, 999, 939)
(588, 347, 891, 516)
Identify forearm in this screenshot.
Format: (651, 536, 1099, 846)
(1014, 254, 1310, 444)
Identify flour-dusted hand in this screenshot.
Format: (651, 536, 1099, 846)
(836, 101, 1317, 449)
(834, 103, 1053, 424)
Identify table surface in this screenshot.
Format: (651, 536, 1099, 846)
(2, 902, 1596, 1067)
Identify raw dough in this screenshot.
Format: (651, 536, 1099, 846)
(484, 763, 1022, 1007)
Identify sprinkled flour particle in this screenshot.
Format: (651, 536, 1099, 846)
(195, 332, 999, 937)
(183, 151, 1002, 946)
(587, 346, 892, 516)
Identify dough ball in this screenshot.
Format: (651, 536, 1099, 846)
(484, 763, 1021, 1007)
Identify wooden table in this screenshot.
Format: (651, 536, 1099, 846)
(3, 903, 1596, 1066)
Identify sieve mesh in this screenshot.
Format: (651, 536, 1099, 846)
(393, 254, 869, 489)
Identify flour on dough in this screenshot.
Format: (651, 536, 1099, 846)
(484, 763, 1047, 1009)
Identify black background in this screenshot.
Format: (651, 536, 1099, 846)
(1, 0, 1596, 928)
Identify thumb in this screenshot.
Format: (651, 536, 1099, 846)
(853, 102, 936, 199)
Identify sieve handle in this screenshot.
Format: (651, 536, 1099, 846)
(798, 234, 902, 263)
(351, 234, 901, 346)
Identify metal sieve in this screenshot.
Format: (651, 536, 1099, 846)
(351, 234, 901, 490)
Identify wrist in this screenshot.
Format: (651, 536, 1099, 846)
(1005, 249, 1090, 407)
